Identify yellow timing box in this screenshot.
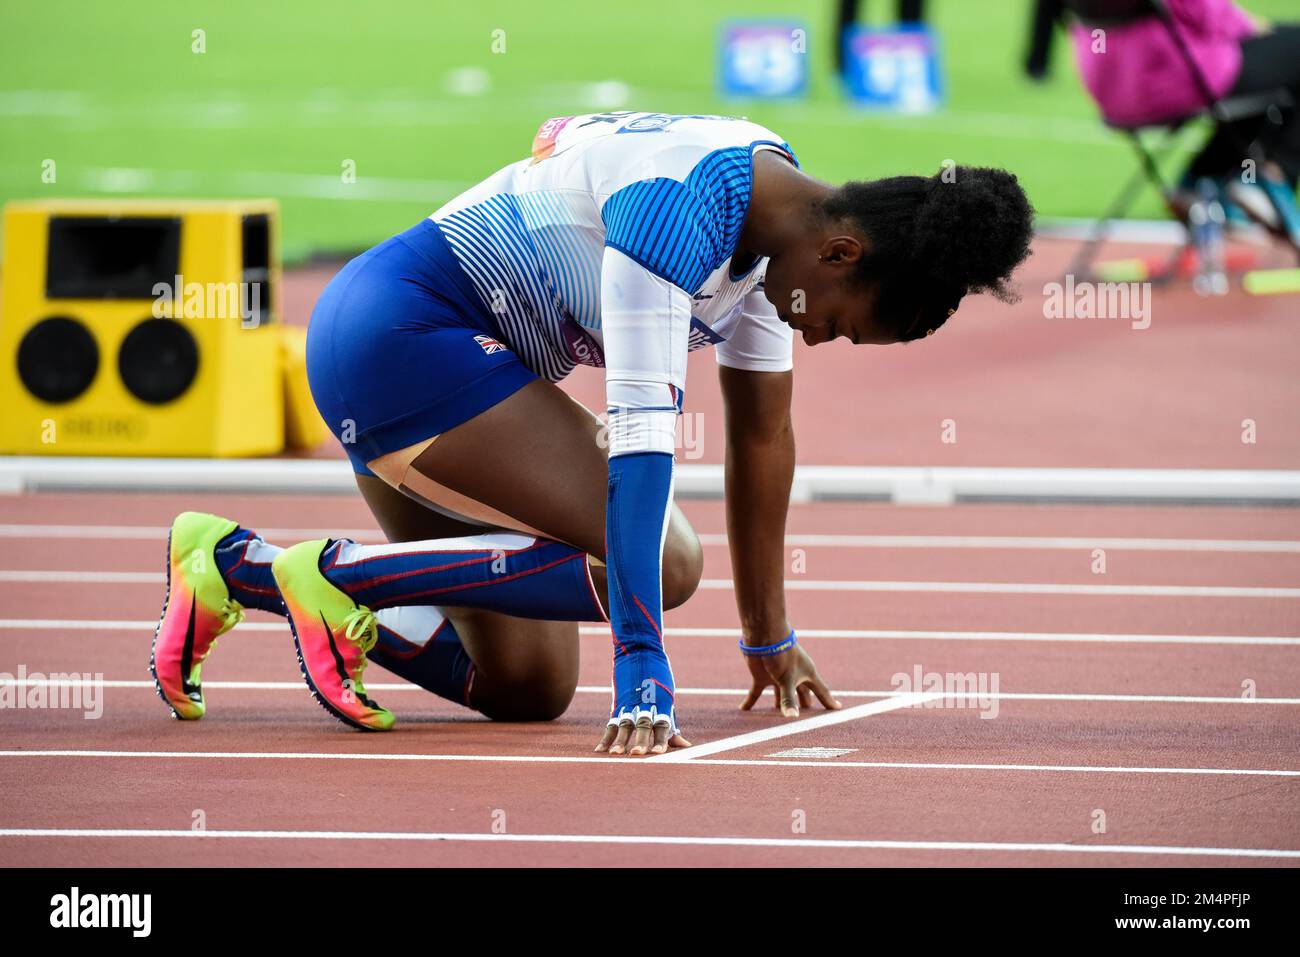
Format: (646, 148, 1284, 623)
(280, 325, 331, 452)
(0, 198, 284, 456)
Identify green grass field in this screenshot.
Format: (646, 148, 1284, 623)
(1, 0, 1292, 261)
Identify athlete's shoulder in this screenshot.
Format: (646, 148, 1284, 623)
(531, 111, 796, 183)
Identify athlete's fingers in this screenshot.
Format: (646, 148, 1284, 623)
(807, 673, 842, 711)
(778, 677, 800, 719)
(650, 723, 673, 754)
(628, 720, 654, 756)
(798, 685, 813, 711)
(608, 721, 635, 755)
(739, 680, 766, 711)
(667, 732, 692, 749)
(594, 724, 619, 752)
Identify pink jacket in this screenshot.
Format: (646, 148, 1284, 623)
(1070, 0, 1256, 127)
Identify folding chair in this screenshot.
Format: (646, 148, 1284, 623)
(1063, 0, 1295, 281)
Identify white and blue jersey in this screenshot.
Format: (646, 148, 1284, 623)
(431, 111, 797, 385)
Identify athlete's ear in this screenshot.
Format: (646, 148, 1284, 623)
(818, 235, 865, 266)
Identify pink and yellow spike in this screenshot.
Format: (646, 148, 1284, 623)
(150, 512, 244, 720)
(273, 540, 395, 732)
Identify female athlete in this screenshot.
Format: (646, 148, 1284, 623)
(150, 111, 1034, 756)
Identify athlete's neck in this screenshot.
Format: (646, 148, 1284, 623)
(738, 150, 832, 264)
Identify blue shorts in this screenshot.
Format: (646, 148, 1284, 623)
(306, 219, 537, 475)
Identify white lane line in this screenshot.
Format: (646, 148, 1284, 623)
(0, 524, 381, 541)
(729, 759, 1300, 776)
(3, 750, 1297, 778)
(712, 579, 1300, 597)
(0, 827, 1294, 859)
(0, 571, 160, 583)
(1, 678, 1297, 705)
(700, 533, 1300, 553)
(656, 627, 1300, 646)
(4, 618, 1297, 646)
(6, 524, 1299, 553)
(0, 619, 286, 631)
(612, 689, 1300, 705)
(647, 692, 946, 763)
(4, 570, 1297, 597)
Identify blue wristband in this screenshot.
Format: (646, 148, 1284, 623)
(738, 630, 797, 658)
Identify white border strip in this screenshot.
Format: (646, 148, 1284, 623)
(3, 458, 1298, 504)
(0, 826, 1294, 858)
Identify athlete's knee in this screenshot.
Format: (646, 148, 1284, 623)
(475, 675, 576, 722)
(661, 522, 703, 610)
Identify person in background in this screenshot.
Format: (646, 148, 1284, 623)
(1068, 0, 1300, 247)
(836, 0, 927, 79)
(1024, 0, 1066, 81)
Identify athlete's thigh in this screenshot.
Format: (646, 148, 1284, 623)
(395, 381, 703, 607)
(404, 379, 610, 555)
(355, 472, 579, 719)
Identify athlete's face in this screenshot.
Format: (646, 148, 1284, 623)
(762, 239, 900, 348)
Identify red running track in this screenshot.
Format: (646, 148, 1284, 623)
(1, 493, 1297, 866)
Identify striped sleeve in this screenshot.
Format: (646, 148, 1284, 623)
(601, 178, 719, 294)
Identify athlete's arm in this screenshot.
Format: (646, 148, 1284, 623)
(718, 290, 840, 717)
(720, 364, 795, 646)
(593, 245, 692, 756)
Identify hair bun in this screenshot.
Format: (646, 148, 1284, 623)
(913, 166, 1033, 301)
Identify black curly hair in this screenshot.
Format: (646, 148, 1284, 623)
(820, 166, 1034, 341)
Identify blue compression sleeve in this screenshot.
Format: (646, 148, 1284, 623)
(605, 450, 677, 729)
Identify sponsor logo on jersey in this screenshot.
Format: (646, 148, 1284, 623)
(687, 316, 726, 353)
(530, 115, 574, 163)
(560, 319, 606, 368)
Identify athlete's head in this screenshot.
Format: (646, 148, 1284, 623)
(763, 165, 1033, 346)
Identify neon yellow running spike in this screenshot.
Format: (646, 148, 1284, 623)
(273, 540, 395, 731)
(150, 512, 242, 720)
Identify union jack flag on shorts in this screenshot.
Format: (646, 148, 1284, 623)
(474, 334, 505, 355)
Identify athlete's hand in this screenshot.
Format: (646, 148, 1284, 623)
(596, 642, 690, 756)
(594, 715, 691, 756)
(740, 643, 841, 718)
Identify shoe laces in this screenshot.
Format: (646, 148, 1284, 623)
(196, 598, 244, 675)
(341, 605, 379, 693)
(217, 598, 245, 635)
